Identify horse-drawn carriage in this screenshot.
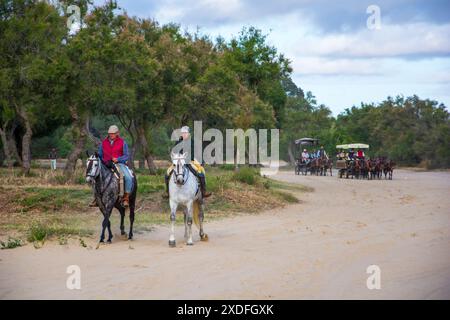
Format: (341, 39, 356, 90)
(294, 138, 332, 176)
(335, 143, 370, 179)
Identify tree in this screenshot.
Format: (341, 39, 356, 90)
(0, 0, 67, 174)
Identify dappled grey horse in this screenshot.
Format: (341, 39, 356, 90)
(85, 152, 137, 244)
(168, 152, 208, 247)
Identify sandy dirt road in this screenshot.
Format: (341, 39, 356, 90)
(1, 169, 449, 299)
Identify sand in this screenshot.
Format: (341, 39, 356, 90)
(1, 169, 449, 299)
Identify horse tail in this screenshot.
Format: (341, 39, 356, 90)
(193, 200, 201, 229)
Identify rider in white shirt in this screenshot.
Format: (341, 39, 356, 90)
(301, 149, 310, 163)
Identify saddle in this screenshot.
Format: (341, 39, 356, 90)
(111, 164, 134, 197)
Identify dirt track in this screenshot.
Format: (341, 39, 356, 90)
(1, 169, 449, 299)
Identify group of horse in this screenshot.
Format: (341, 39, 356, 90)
(295, 157, 333, 176)
(341, 157, 395, 180)
(85, 151, 207, 247)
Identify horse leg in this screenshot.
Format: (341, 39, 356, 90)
(183, 207, 188, 240)
(128, 200, 135, 240)
(119, 206, 126, 236)
(169, 200, 177, 247)
(107, 218, 113, 243)
(100, 212, 107, 243)
(199, 202, 207, 241)
(186, 200, 194, 246)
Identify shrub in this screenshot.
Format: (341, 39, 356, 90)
(27, 223, 48, 242)
(232, 167, 260, 185)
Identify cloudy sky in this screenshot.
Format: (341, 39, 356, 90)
(99, 0, 450, 114)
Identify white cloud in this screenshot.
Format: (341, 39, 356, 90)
(292, 57, 384, 76)
(291, 22, 450, 58)
(154, 0, 243, 26)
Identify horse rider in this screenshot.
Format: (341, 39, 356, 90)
(337, 149, 345, 160)
(163, 126, 211, 199)
(357, 149, 365, 160)
(89, 125, 133, 208)
(301, 149, 310, 164)
(348, 148, 355, 161)
(317, 146, 328, 160)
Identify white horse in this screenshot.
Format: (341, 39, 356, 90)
(168, 152, 208, 247)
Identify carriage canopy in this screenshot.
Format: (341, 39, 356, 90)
(336, 143, 369, 149)
(295, 138, 320, 146)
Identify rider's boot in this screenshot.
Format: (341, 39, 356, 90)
(162, 174, 170, 199)
(123, 193, 130, 208)
(89, 198, 98, 207)
(199, 175, 212, 198)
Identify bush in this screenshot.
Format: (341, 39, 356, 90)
(207, 175, 230, 193)
(232, 167, 260, 185)
(27, 223, 48, 242)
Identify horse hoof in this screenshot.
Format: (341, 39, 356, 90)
(186, 242, 193, 246)
(200, 234, 209, 242)
(121, 231, 126, 236)
(128, 235, 133, 240)
(107, 240, 112, 244)
(169, 240, 176, 247)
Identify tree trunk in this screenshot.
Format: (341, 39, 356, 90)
(64, 107, 87, 178)
(136, 125, 157, 174)
(0, 126, 13, 168)
(15, 105, 33, 175)
(7, 121, 22, 166)
(129, 142, 137, 170)
(139, 158, 145, 169)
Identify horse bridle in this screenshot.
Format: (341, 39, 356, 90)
(173, 159, 189, 186)
(86, 157, 100, 178)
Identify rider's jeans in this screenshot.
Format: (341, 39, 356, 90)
(117, 163, 132, 193)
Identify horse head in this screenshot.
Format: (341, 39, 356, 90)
(85, 151, 100, 184)
(171, 152, 188, 185)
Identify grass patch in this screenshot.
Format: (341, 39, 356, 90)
(272, 190, 300, 203)
(27, 221, 93, 243)
(232, 167, 260, 185)
(14, 187, 91, 212)
(0, 237, 22, 250)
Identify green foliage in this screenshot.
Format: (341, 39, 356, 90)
(232, 167, 260, 185)
(1, 1, 448, 172)
(0, 237, 22, 249)
(335, 96, 450, 168)
(27, 222, 48, 243)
